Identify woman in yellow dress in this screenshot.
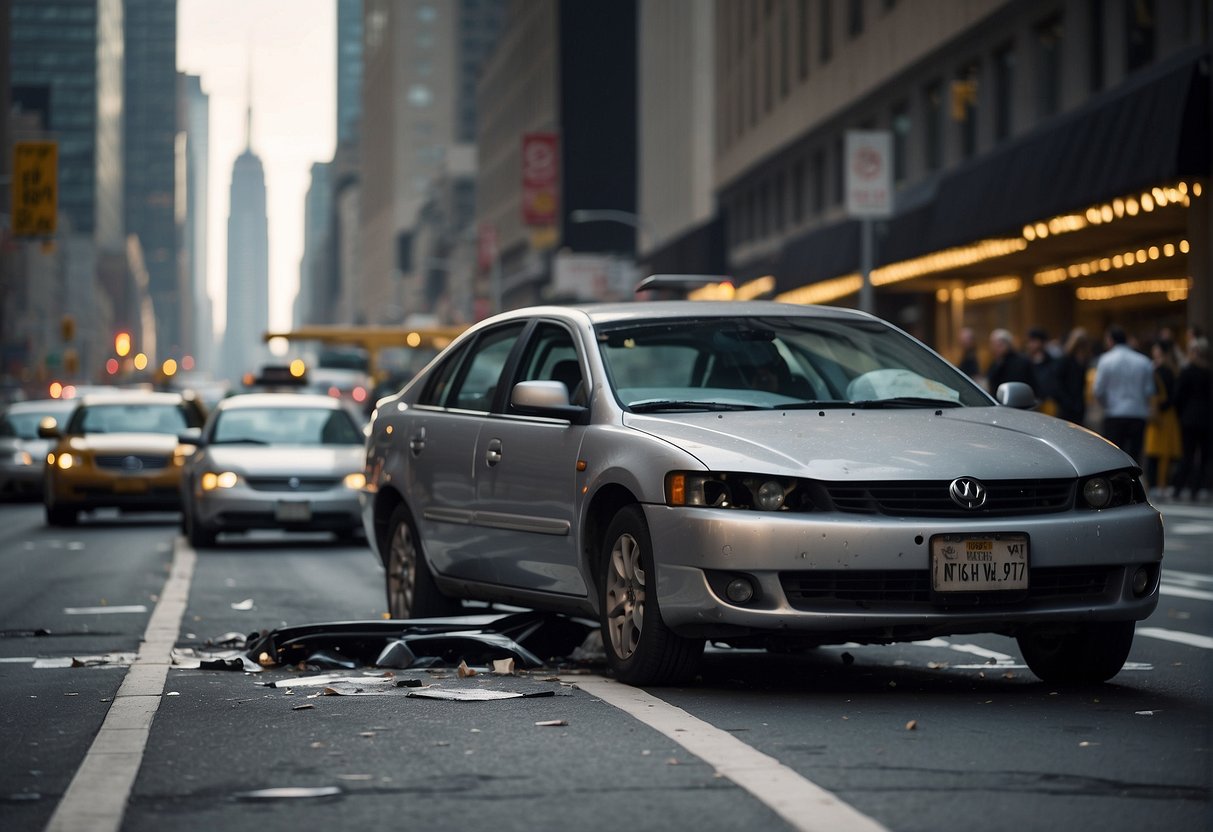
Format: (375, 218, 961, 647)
(1144, 339, 1182, 497)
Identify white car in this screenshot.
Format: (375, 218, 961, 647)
(361, 301, 1164, 686)
(181, 393, 366, 547)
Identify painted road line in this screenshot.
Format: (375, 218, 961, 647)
(46, 538, 195, 832)
(1137, 626, 1213, 650)
(1163, 569, 1213, 586)
(1160, 585, 1213, 602)
(570, 675, 890, 832)
(63, 605, 149, 615)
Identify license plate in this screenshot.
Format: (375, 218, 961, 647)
(931, 533, 1028, 592)
(113, 479, 148, 494)
(275, 501, 312, 522)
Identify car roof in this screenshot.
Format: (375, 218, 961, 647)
(4, 398, 78, 413)
(75, 391, 185, 406)
(477, 300, 878, 329)
(214, 392, 345, 411)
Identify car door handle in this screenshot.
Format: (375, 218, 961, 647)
(485, 438, 503, 466)
(409, 428, 426, 455)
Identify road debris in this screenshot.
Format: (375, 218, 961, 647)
(534, 719, 568, 727)
(905, 720, 918, 731)
(230, 599, 255, 611)
(234, 786, 342, 801)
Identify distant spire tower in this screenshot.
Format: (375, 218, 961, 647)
(244, 44, 254, 150)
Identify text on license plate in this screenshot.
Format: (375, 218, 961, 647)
(275, 501, 312, 522)
(931, 534, 1028, 592)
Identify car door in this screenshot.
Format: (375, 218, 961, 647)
(406, 322, 526, 579)
(470, 321, 588, 596)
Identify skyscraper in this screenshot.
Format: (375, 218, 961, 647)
(220, 106, 269, 382)
(336, 0, 363, 145)
(179, 72, 213, 375)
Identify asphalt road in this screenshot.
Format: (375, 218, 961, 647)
(0, 499, 1209, 832)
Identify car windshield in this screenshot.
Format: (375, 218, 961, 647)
(595, 315, 990, 411)
(210, 407, 362, 446)
(68, 403, 194, 435)
(0, 407, 73, 439)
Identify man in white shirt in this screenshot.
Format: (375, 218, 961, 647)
(1093, 324, 1155, 466)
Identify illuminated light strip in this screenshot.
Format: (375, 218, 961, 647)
(964, 276, 1021, 301)
(1075, 278, 1191, 302)
(1023, 180, 1196, 242)
(1034, 239, 1189, 286)
(735, 274, 776, 300)
(870, 238, 1027, 286)
(687, 281, 736, 301)
(776, 275, 863, 305)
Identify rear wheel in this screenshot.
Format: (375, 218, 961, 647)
(385, 503, 460, 618)
(45, 503, 77, 527)
(598, 505, 703, 686)
(1017, 621, 1135, 684)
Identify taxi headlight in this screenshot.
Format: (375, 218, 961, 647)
(55, 452, 76, 470)
(343, 472, 367, 490)
(201, 471, 239, 490)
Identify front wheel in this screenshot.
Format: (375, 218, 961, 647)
(385, 503, 460, 619)
(598, 505, 703, 686)
(1017, 621, 1135, 684)
(45, 502, 77, 527)
(185, 509, 216, 549)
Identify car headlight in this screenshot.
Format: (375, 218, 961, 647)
(665, 471, 812, 512)
(200, 471, 239, 490)
(1079, 470, 1143, 509)
(343, 472, 367, 490)
(54, 452, 76, 470)
(4, 450, 33, 466)
(173, 445, 196, 467)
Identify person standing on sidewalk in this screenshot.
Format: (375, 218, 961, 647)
(1093, 324, 1154, 467)
(1170, 337, 1211, 501)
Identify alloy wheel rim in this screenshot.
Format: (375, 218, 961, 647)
(605, 532, 645, 660)
(388, 522, 417, 618)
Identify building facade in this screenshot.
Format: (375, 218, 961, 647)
(178, 72, 213, 375)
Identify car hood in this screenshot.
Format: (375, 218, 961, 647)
(624, 406, 1132, 480)
(201, 446, 364, 476)
(75, 434, 181, 454)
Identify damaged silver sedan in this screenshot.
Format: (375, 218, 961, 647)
(361, 301, 1163, 686)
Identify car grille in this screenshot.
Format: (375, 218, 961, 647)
(94, 454, 170, 471)
(822, 479, 1074, 517)
(245, 477, 342, 492)
(780, 565, 1116, 609)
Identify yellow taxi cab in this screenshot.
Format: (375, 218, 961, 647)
(41, 390, 206, 526)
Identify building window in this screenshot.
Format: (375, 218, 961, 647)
(847, 0, 864, 38)
(955, 61, 980, 160)
(891, 100, 909, 183)
(1034, 16, 1062, 119)
(1125, 0, 1155, 72)
(811, 149, 825, 214)
(780, 2, 791, 98)
(1088, 0, 1104, 91)
(832, 135, 844, 206)
(764, 23, 774, 112)
(820, 0, 833, 63)
(798, 0, 810, 80)
(993, 43, 1014, 141)
(774, 172, 786, 232)
(791, 159, 806, 223)
(924, 79, 943, 172)
(758, 180, 770, 238)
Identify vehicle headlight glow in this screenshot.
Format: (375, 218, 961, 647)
(665, 471, 814, 512)
(55, 453, 75, 470)
(1079, 470, 1142, 509)
(343, 472, 367, 490)
(201, 471, 239, 490)
(5, 450, 33, 466)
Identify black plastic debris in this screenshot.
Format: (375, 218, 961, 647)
(243, 611, 595, 671)
(305, 650, 360, 670)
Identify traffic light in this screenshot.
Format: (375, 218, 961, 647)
(115, 331, 131, 357)
(60, 315, 75, 342)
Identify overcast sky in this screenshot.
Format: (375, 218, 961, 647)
(177, 0, 336, 339)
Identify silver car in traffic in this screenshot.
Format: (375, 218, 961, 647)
(181, 393, 366, 547)
(361, 302, 1163, 686)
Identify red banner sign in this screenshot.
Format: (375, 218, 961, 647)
(521, 132, 559, 226)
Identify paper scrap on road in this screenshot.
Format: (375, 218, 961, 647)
(235, 786, 342, 801)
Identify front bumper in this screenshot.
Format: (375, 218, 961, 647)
(47, 467, 183, 512)
(193, 485, 362, 532)
(644, 502, 1164, 642)
(0, 459, 45, 497)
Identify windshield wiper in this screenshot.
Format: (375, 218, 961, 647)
(628, 400, 765, 413)
(212, 437, 269, 444)
(849, 397, 963, 409)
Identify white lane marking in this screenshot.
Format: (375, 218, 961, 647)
(943, 642, 1015, 662)
(1169, 522, 1213, 535)
(46, 538, 195, 832)
(63, 605, 148, 615)
(570, 676, 889, 832)
(1160, 585, 1213, 602)
(0, 657, 37, 663)
(1137, 627, 1213, 650)
(1162, 569, 1213, 586)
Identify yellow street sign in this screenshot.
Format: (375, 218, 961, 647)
(12, 141, 58, 237)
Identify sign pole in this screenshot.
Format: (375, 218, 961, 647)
(860, 218, 874, 314)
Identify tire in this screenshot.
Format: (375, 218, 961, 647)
(1017, 621, 1135, 684)
(598, 505, 703, 686)
(185, 510, 217, 549)
(385, 503, 460, 618)
(45, 503, 77, 527)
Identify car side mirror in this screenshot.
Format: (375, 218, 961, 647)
(37, 417, 61, 439)
(178, 427, 204, 446)
(995, 381, 1037, 409)
(511, 380, 589, 424)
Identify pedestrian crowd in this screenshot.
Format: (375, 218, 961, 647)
(955, 322, 1210, 502)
